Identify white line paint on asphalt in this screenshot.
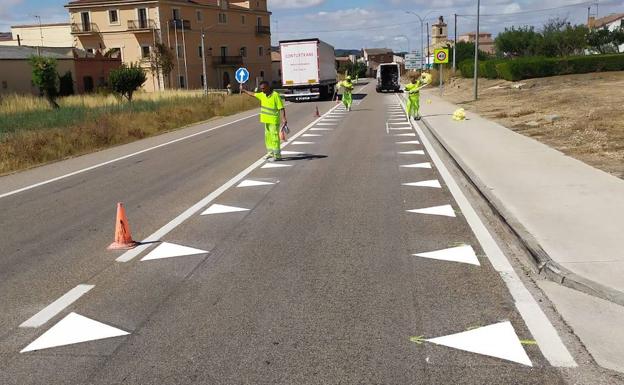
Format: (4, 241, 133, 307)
(400, 162, 432, 168)
(141, 242, 208, 261)
(116, 81, 373, 263)
(413, 245, 480, 266)
(292, 141, 315, 145)
(395, 94, 576, 367)
(201, 204, 249, 215)
(403, 180, 442, 188)
(19, 284, 95, 328)
(425, 321, 532, 366)
(237, 179, 277, 187)
(397, 141, 421, 144)
(21, 312, 129, 353)
(302, 134, 322, 137)
(407, 205, 456, 217)
(395, 133, 417, 137)
(0, 113, 259, 200)
(399, 150, 425, 155)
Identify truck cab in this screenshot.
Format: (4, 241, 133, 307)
(376, 63, 401, 93)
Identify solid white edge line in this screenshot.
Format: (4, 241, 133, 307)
(395, 93, 577, 368)
(117, 82, 372, 263)
(19, 284, 95, 328)
(0, 113, 260, 200)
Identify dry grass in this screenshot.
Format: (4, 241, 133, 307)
(441, 71, 624, 178)
(0, 93, 255, 175)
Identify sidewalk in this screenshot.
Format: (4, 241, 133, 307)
(419, 91, 624, 305)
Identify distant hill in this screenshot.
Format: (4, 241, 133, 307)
(335, 49, 361, 57)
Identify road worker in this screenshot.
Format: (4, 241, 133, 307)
(241, 81, 287, 161)
(405, 73, 423, 120)
(338, 75, 354, 111)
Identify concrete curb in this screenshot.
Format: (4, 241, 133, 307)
(420, 117, 624, 308)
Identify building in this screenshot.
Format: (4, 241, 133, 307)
(271, 50, 281, 87)
(362, 48, 393, 77)
(0, 45, 121, 95)
(426, 16, 454, 65)
(64, 0, 273, 92)
(458, 31, 495, 54)
(588, 13, 624, 52)
(0, 23, 74, 47)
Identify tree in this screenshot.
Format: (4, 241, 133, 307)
(29, 56, 60, 109)
(449, 41, 488, 65)
(587, 26, 624, 54)
(494, 26, 541, 57)
(109, 63, 147, 101)
(149, 43, 175, 90)
(539, 18, 587, 57)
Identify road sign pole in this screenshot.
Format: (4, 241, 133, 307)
(440, 65, 443, 96)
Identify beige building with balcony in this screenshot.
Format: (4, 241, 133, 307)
(65, 0, 273, 92)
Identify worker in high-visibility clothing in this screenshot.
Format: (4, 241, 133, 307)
(242, 81, 287, 161)
(338, 76, 354, 111)
(404, 73, 423, 120)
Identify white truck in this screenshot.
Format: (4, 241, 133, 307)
(280, 38, 337, 101)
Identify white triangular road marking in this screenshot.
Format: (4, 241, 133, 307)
(316, 122, 336, 125)
(311, 128, 333, 131)
(141, 242, 208, 261)
(426, 321, 532, 366)
(302, 134, 322, 137)
(281, 150, 303, 155)
(21, 313, 129, 353)
(388, 127, 412, 131)
(292, 141, 314, 145)
(397, 140, 420, 144)
(201, 204, 249, 215)
(400, 163, 431, 168)
(407, 204, 456, 217)
(399, 150, 425, 155)
(237, 179, 276, 187)
(261, 163, 292, 169)
(403, 180, 442, 188)
(413, 245, 480, 265)
(395, 133, 416, 137)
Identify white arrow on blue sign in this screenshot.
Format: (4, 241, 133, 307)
(235, 67, 250, 84)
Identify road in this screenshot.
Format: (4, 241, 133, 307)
(0, 81, 575, 384)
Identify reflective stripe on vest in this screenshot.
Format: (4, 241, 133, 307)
(261, 106, 279, 119)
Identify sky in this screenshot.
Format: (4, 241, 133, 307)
(1, 0, 623, 51)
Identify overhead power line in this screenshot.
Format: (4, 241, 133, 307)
(457, 1, 596, 17)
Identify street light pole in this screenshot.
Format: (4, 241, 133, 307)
(405, 10, 436, 71)
(473, 0, 480, 100)
(201, 28, 208, 95)
(453, 13, 457, 72)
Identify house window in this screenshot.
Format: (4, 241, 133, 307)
(179, 75, 186, 88)
(257, 17, 262, 26)
(196, 10, 203, 22)
(241, 15, 246, 24)
(200, 75, 205, 87)
(172, 8, 181, 20)
(240, 46, 247, 57)
(260, 70, 264, 78)
(258, 46, 263, 57)
(1, 80, 7, 89)
(220, 46, 227, 57)
(177, 44, 184, 58)
(141, 45, 150, 58)
(198, 45, 203, 58)
(108, 9, 119, 24)
(86, 48, 95, 54)
(218, 13, 227, 24)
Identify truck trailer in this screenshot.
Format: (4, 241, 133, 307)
(376, 63, 401, 93)
(280, 38, 337, 101)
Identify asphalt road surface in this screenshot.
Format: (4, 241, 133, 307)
(0, 82, 577, 384)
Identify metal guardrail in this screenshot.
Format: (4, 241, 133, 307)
(168, 19, 191, 30)
(256, 25, 270, 35)
(128, 19, 157, 30)
(71, 23, 99, 34)
(212, 56, 243, 66)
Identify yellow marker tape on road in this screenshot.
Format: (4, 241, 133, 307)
(410, 336, 426, 345)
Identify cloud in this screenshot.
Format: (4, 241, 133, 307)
(0, 0, 23, 19)
(269, 0, 325, 9)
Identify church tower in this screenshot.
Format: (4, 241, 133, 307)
(431, 16, 448, 45)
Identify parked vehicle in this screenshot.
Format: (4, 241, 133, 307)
(280, 38, 337, 101)
(376, 63, 401, 93)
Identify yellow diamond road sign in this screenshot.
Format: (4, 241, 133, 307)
(434, 48, 449, 64)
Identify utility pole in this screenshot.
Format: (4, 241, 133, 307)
(452, 14, 457, 72)
(405, 11, 436, 71)
(181, 21, 189, 89)
(426, 22, 430, 68)
(34, 15, 43, 47)
(201, 28, 208, 95)
(473, 0, 480, 100)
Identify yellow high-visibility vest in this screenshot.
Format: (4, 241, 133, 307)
(255, 91, 284, 124)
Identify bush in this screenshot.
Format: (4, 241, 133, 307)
(109, 63, 147, 101)
(29, 56, 60, 109)
(495, 54, 624, 81)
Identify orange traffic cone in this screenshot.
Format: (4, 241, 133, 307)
(315, 106, 320, 117)
(107, 203, 139, 250)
